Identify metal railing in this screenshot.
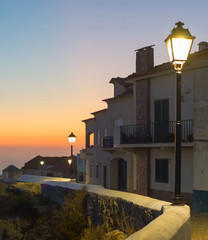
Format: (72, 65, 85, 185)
(102, 136, 114, 148)
(120, 119, 193, 144)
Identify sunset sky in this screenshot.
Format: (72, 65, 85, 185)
(1, 0, 208, 172)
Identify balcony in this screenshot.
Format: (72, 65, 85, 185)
(102, 136, 114, 149)
(120, 120, 193, 145)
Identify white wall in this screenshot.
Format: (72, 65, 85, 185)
(83, 95, 134, 189)
(193, 65, 208, 191)
(150, 148, 193, 193)
(150, 70, 193, 123)
(150, 148, 174, 192)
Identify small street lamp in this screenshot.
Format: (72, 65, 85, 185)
(67, 132, 77, 177)
(165, 21, 195, 205)
(68, 132, 77, 156)
(40, 160, 44, 176)
(68, 159, 72, 165)
(68, 157, 72, 176)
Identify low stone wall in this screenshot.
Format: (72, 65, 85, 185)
(86, 192, 161, 231)
(126, 205, 190, 240)
(41, 182, 191, 240)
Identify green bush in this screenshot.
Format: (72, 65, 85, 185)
(2, 193, 39, 219)
(0, 219, 23, 240)
(12, 182, 41, 196)
(80, 225, 106, 240)
(80, 225, 127, 240)
(0, 183, 134, 240)
(0, 182, 9, 197)
(55, 187, 88, 240)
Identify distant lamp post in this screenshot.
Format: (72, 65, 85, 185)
(67, 132, 77, 177)
(40, 161, 44, 176)
(68, 157, 72, 176)
(68, 159, 72, 165)
(68, 132, 77, 156)
(165, 21, 195, 205)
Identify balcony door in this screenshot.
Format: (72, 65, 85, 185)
(154, 99, 169, 142)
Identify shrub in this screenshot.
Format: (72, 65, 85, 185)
(55, 187, 88, 240)
(12, 182, 41, 196)
(80, 225, 106, 240)
(0, 182, 9, 197)
(0, 219, 23, 240)
(5, 193, 39, 219)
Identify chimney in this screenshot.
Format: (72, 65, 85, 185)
(198, 41, 208, 51)
(135, 45, 154, 75)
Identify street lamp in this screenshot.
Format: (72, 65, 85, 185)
(67, 132, 76, 177)
(68, 157, 72, 176)
(165, 21, 195, 205)
(68, 132, 77, 156)
(68, 159, 72, 165)
(40, 160, 44, 176)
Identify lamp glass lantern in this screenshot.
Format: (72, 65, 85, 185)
(68, 158, 72, 165)
(165, 21, 195, 71)
(68, 132, 77, 143)
(40, 160, 44, 176)
(40, 161, 44, 166)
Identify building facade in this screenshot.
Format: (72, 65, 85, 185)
(81, 80, 134, 191)
(76, 153, 86, 183)
(2, 165, 22, 182)
(81, 43, 208, 210)
(22, 155, 77, 179)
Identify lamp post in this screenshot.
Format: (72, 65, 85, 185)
(68, 158, 72, 176)
(165, 21, 195, 205)
(67, 132, 77, 177)
(68, 132, 77, 156)
(40, 160, 44, 176)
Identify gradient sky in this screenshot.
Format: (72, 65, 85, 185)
(1, 0, 208, 172)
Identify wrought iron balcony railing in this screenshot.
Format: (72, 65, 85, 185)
(102, 136, 114, 148)
(120, 119, 193, 144)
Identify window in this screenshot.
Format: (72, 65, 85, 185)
(114, 119, 124, 127)
(96, 165, 100, 179)
(155, 158, 169, 183)
(154, 99, 169, 142)
(87, 133, 94, 147)
(90, 164, 93, 178)
(104, 128, 108, 137)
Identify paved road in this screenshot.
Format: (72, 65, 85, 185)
(191, 212, 208, 240)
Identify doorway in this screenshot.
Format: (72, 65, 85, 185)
(118, 159, 127, 191)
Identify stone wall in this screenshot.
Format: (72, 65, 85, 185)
(136, 46, 154, 75)
(135, 79, 150, 124)
(41, 182, 191, 240)
(126, 205, 191, 240)
(41, 183, 161, 232)
(135, 149, 150, 196)
(87, 192, 160, 231)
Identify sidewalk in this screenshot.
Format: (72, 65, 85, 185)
(191, 211, 208, 240)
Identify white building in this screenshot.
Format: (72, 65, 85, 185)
(81, 42, 208, 211)
(81, 78, 134, 191)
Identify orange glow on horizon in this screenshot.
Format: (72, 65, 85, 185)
(0, 127, 85, 149)
(0, 135, 85, 147)
(0, 91, 107, 152)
